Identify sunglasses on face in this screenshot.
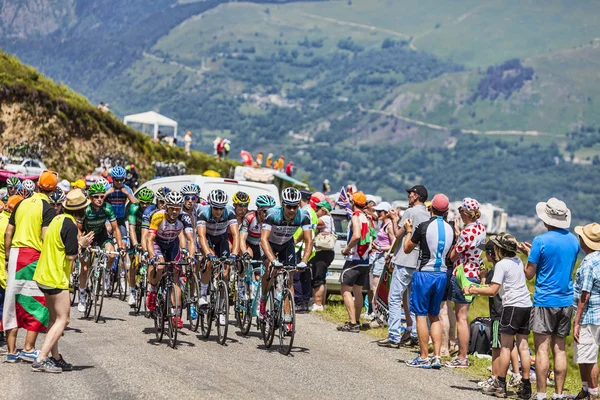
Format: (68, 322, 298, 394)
(184, 196, 197, 201)
(140, 201, 151, 206)
(167, 206, 181, 212)
(285, 205, 299, 210)
(92, 195, 105, 200)
(113, 179, 124, 183)
(236, 203, 249, 208)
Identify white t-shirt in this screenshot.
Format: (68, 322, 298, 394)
(491, 257, 532, 308)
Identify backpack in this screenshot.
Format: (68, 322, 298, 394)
(468, 317, 492, 355)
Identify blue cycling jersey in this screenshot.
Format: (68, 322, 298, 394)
(197, 205, 237, 236)
(105, 184, 134, 220)
(262, 206, 311, 245)
(141, 204, 158, 230)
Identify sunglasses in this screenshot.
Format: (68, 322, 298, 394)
(236, 203, 249, 207)
(167, 206, 181, 211)
(113, 179, 125, 183)
(140, 201, 152, 206)
(285, 204, 299, 210)
(184, 196, 197, 201)
(92, 195, 105, 200)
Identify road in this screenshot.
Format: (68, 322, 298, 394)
(2, 296, 488, 400)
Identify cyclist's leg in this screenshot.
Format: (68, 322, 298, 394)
(148, 244, 165, 287)
(215, 233, 230, 281)
(199, 236, 215, 304)
(165, 241, 182, 309)
(278, 240, 297, 315)
(78, 253, 91, 310)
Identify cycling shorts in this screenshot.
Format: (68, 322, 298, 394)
(267, 240, 296, 265)
(248, 242, 262, 261)
(208, 233, 230, 258)
(91, 231, 113, 248)
(154, 238, 181, 263)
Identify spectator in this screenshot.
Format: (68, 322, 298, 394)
(465, 233, 532, 398)
(213, 136, 222, 158)
(266, 153, 274, 168)
(520, 197, 579, 400)
(403, 194, 455, 369)
(285, 161, 294, 177)
(184, 131, 193, 156)
(31, 189, 94, 372)
(572, 223, 600, 400)
(256, 152, 264, 167)
(3, 171, 58, 363)
(293, 190, 317, 312)
(365, 195, 377, 220)
(338, 191, 373, 333)
(223, 139, 231, 159)
(309, 201, 336, 312)
(446, 198, 486, 368)
(322, 179, 331, 195)
(367, 202, 395, 321)
(378, 185, 429, 348)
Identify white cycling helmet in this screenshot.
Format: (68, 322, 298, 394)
(180, 184, 197, 196)
(165, 191, 183, 206)
(96, 177, 109, 189)
(208, 189, 228, 208)
(281, 187, 301, 206)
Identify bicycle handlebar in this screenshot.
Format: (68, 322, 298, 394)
(89, 248, 120, 256)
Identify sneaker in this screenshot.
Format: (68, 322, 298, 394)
(399, 329, 412, 344)
(405, 355, 432, 369)
(31, 357, 62, 373)
(377, 339, 400, 348)
(219, 314, 226, 326)
(18, 349, 40, 363)
(445, 356, 469, 368)
(285, 323, 293, 335)
(77, 302, 86, 313)
(482, 378, 503, 395)
(516, 382, 531, 399)
(258, 299, 266, 320)
(174, 316, 183, 329)
(189, 305, 198, 320)
(337, 322, 360, 333)
(478, 376, 496, 388)
(49, 355, 73, 371)
(360, 312, 375, 321)
(509, 373, 523, 387)
(573, 389, 589, 400)
(128, 292, 136, 307)
(198, 296, 208, 308)
(5, 353, 21, 363)
(146, 292, 157, 311)
(431, 356, 442, 369)
(120, 277, 127, 292)
(401, 337, 419, 348)
(309, 304, 324, 312)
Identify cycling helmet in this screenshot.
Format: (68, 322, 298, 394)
(96, 177, 109, 188)
(21, 179, 36, 197)
(256, 194, 276, 209)
(232, 191, 250, 205)
(281, 187, 301, 206)
(190, 183, 201, 195)
(49, 187, 66, 205)
(136, 187, 155, 203)
(165, 191, 183, 206)
(156, 186, 171, 202)
(6, 176, 21, 188)
(110, 166, 127, 180)
(180, 184, 197, 196)
(208, 189, 228, 208)
(88, 182, 107, 196)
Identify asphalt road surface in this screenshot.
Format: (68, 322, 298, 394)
(2, 296, 488, 399)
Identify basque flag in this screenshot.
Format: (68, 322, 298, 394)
(337, 186, 352, 219)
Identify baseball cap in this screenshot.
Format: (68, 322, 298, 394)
(38, 170, 59, 191)
(352, 191, 367, 207)
(431, 193, 449, 213)
(300, 190, 312, 201)
(366, 195, 377, 205)
(405, 185, 428, 201)
(316, 200, 332, 212)
(374, 201, 391, 212)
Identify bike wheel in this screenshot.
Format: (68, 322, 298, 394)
(84, 278, 93, 319)
(93, 267, 105, 323)
(237, 279, 253, 336)
(278, 289, 296, 355)
(263, 292, 276, 348)
(187, 273, 200, 332)
(106, 266, 116, 297)
(70, 272, 79, 306)
(134, 284, 143, 315)
(166, 283, 178, 349)
(216, 280, 229, 345)
(118, 257, 127, 301)
(199, 289, 213, 339)
(154, 287, 165, 342)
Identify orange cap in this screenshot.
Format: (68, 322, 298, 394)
(7, 195, 24, 211)
(38, 170, 59, 191)
(352, 191, 367, 207)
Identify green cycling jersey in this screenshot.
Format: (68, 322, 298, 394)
(81, 203, 116, 235)
(127, 202, 145, 240)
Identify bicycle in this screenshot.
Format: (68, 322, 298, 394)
(132, 249, 148, 316)
(84, 247, 120, 323)
(69, 257, 81, 306)
(181, 254, 200, 332)
(199, 256, 231, 345)
(153, 259, 189, 349)
(235, 255, 264, 336)
(106, 238, 128, 301)
(262, 262, 302, 355)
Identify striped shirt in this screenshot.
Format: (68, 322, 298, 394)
(410, 216, 455, 273)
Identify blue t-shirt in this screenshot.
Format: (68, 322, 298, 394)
(529, 229, 579, 307)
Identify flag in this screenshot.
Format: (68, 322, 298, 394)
(337, 186, 352, 219)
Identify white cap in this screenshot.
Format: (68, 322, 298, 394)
(58, 179, 71, 193)
(366, 195, 377, 204)
(374, 201, 391, 212)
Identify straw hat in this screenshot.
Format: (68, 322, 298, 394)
(63, 189, 91, 211)
(575, 223, 600, 251)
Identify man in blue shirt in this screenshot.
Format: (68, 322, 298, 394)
(520, 198, 579, 400)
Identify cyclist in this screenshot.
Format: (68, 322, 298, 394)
(190, 184, 206, 205)
(48, 188, 66, 215)
(196, 189, 239, 309)
(126, 187, 155, 306)
(76, 183, 125, 312)
(96, 177, 109, 189)
(240, 194, 276, 261)
(20, 179, 36, 199)
(146, 191, 195, 328)
(232, 191, 250, 226)
(141, 187, 169, 253)
(6, 177, 21, 197)
(259, 188, 313, 330)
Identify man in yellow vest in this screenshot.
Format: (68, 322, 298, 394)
(3, 170, 58, 363)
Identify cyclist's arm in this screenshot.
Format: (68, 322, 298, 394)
(300, 228, 313, 264)
(141, 228, 149, 252)
(260, 226, 275, 262)
(4, 224, 15, 261)
(196, 224, 213, 256)
(182, 226, 196, 257)
(147, 231, 157, 259)
(228, 222, 240, 256)
(239, 231, 249, 254)
(123, 187, 137, 204)
(128, 204, 139, 247)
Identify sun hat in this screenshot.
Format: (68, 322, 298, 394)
(63, 188, 91, 211)
(366, 195, 377, 205)
(38, 170, 59, 191)
(490, 232, 519, 253)
(352, 191, 367, 207)
(374, 201, 391, 212)
(58, 179, 71, 193)
(6, 195, 24, 211)
(316, 200, 332, 212)
(405, 185, 428, 201)
(431, 193, 449, 213)
(575, 223, 600, 251)
(459, 197, 480, 211)
(536, 197, 571, 229)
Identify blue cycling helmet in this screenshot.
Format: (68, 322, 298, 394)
(111, 166, 127, 180)
(190, 183, 201, 195)
(256, 194, 276, 209)
(49, 187, 66, 205)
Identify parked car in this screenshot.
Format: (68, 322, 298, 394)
(4, 159, 47, 176)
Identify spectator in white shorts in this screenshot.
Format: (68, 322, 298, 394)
(573, 223, 600, 400)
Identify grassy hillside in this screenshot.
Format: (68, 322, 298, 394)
(0, 51, 236, 180)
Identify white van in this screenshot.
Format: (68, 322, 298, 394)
(136, 175, 280, 208)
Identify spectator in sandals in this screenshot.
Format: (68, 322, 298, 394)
(446, 198, 486, 368)
(309, 201, 336, 312)
(520, 198, 579, 400)
(367, 202, 395, 320)
(572, 223, 600, 400)
(465, 233, 532, 399)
